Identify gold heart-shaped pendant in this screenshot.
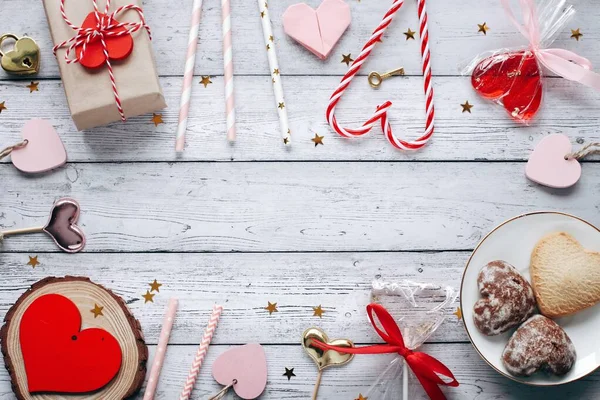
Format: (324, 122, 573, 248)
(0, 34, 40, 76)
(302, 327, 354, 370)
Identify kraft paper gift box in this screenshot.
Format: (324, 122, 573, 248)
(42, 0, 166, 130)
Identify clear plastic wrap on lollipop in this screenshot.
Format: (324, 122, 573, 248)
(462, 0, 600, 124)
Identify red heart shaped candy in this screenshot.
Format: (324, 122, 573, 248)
(76, 12, 134, 69)
(20, 294, 122, 393)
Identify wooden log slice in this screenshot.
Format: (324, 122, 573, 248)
(0, 276, 147, 400)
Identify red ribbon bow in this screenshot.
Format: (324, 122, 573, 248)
(311, 303, 458, 400)
(52, 0, 151, 121)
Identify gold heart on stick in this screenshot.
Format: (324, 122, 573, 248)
(0, 34, 40, 76)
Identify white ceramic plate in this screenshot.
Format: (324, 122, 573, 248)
(460, 211, 600, 386)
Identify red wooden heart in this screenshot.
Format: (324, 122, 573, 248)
(76, 12, 134, 69)
(19, 294, 122, 393)
(471, 51, 543, 122)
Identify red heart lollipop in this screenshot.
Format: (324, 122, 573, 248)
(471, 51, 543, 122)
(20, 294, 122, 393)
(75, 12, 134, 69)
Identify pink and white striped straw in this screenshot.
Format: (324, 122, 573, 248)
(221, 0, 236, 142)
(176, 0, 204, 152)
(143, 298, 178, 400)
(179, 304, 223, 400)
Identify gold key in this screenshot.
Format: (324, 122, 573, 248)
(0, 34, 40, 76)
(368, 67, 405, 88)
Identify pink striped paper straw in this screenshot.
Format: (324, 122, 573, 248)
(176, 0, 204, 152)
(179, 304, 223, 400)
(143, 298, 178, 400)
(221, 0, 235, 142)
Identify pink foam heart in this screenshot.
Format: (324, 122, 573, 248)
(526, 134, 581, 188)
(283, 0, 351, 60)
(10, 119, 66, 174)
(212, 343, 267, 399)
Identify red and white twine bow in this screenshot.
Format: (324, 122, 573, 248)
(53, 0, 151, 121)
(327, 0, 435, 150)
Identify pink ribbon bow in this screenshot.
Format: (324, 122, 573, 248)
(52, 0, 151, 121)
(502, 0, 600, 91)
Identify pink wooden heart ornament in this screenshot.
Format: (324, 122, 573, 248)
(283, 0, 351, 60)
(525, 134, 582, 188)
(212, 343, 267, 399)
(10, 119, 66, 174)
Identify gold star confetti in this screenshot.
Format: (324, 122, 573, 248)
(571, 28, 583, 41)
(266, 43, 271, 50)
(151, 113, 164, 126)
(313, 305, 325, 318)
(269, 35, 274, 42)
(264, 1, 268, 8)
(26, 81, 39, 93)
(273, 68, 280, 75)
(278, 102, 285, 109)
(90, 304, 104, 318)
(265, 301, 278, 315)
(0, 101, 6, 113)
(477, 22, 489, 35)
(142, 290, 155, 303)
(454, 307, 462, 320)
(283, 367, 296, 380)
(283, 137, 289, 145)
(272, 78, 276, 83)
(356, 395, 368, 400)
(312, 133, 324, 146)
(27, 256, 40, 268)
(260, 10, 265, 18)
(341, 53, 354, 66)
(200, 75, 212, 88)
(403, 28, 416, 40)
(461, 100, 474, 113)
(149, 279, 162, 292)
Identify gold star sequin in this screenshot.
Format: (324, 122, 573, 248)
(341, 53, 354, 66)
(403, 28, 416, 40)
(264, 1, 268, 8)
(269, 35, 274, 42)
(266, 43, 271, 50)
(478, 22, 489, 35)
(283, 367, 296, 380)
(0, 101, 6, 113)
(571, 28, 583, 41)
(200, 76, 212, 88)
(356, 395, 368, 400)
(272, 77, 276, 83)
(151, 113, 164, 126)
(278, 102, 285, 109)
(283, 137, 289, 145)
(312, 133, 324, 146)
(27, 256, 40, 268)
(265, 301, 278, 315)
(313, 305, 325, 318)
(142, 290, 155, 303)
(90, 304, 104, 318)
(149, 279, 162, 292)
(26, 81, 39, 93)
(273, 68, 280, 75)
(454, 307, 462, 320)
(260, 10, 265, 18)
(461, 101, 474, 113)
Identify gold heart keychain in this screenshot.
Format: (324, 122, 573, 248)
(302, 328, 354, 400)
(0, 34, 40, 76)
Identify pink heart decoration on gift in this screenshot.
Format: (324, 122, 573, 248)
(212, 343, 267, 399)
(283, 0, 351, 60)
(525, 134, 582, 188)
(10, 119, 67, 174)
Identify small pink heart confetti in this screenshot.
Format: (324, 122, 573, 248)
(10, 119, 66, 174)
(211, 343, 267, 399)
(525, 134, 582, 188)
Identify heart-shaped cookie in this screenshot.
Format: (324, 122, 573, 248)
(20, 293, 122, 393)
(212, 343, 267, 399)
(76, 12, 134, 69)
(283, 0, 351, 60)
(10, 119, 67, 174)
(0, 36, 40, 75)
(526, 134, 581, 188)
(302, 327, 354, 370)
(473, 260, 536, 335)
(531, 232, 600, 317)
(471, 51, 542, 122)
(502, 315, 576, 376)
(43, 198, 86, 253)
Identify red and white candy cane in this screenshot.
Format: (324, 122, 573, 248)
(327, 0, 434, 150)
(53, 0, 151, 121)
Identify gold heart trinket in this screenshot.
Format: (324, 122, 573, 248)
(302, 327, 354, 399)
(0, 34, 40, 76)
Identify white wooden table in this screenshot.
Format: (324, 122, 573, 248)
(2, 0, 600, 398)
